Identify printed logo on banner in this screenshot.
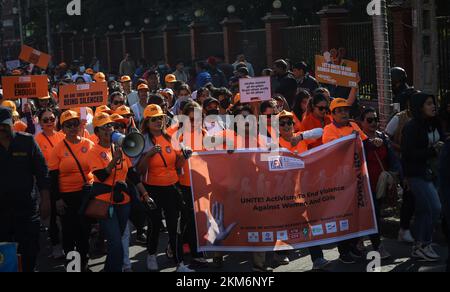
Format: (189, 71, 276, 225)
(311, 225, 324, 237)
(262, 232, 274, 243)
(289, 229, 301, 240)
(268, 156, 305, 172)
(340, 220, 350, 232)
(326, 222, 338, 234)
(248, 232, 259, 243)
(276, 230, 288, 241)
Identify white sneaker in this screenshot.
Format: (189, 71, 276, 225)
(377, 244, 391, 260)
(423, 245, 440, 260)
(146, 254, 159, 271)
(50, 245, 65, 259)
(177, 263, 195, 273)
(398, 229, 415, 243)
(412, 245, 439, 262)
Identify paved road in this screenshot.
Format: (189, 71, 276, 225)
(36, 229, 448, 273)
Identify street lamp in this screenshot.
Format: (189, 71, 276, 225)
(108, 24, 114, 30)
(144, 18, 150, 25)
(124, 20, 131, 28)
(194, 9, 203, 18)
(83, 28, 88, 33)
(273, 0, 282, 10)
(166, 15, 174, 22)
(227, 5, 236, 14)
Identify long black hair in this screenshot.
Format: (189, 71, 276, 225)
(292, 89, 311, 121)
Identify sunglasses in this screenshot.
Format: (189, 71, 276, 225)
(150, 116, 163, 123)
(63, 120, 80, 129)
(99, 123, 114, 130)
(315, 106, 328, 112)
(42, 117, 56, 124)
(366, 117, 379, 124)
(113, 100, 125, 106)
(280, 121, 294, 127)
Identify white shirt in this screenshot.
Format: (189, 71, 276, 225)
(126, 91, 139, 107)
(131, 103, 146, 125)
(385, 115, 399, 137)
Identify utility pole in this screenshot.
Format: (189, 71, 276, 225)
(45, 0, 53, 60)
(372, 0, 393, 129)
(17, 0, 24, 46)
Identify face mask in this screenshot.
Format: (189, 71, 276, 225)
(207, 109, 219, 116)
(220, 98, 231, 109)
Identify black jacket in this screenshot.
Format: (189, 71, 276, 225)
(0, 132, 49, 215)
(297, 74, 319, 94)
(401, 94, 443, 178)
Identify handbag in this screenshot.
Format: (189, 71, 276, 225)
(63, 140, 112, 219)
(374, 149, 402, 201)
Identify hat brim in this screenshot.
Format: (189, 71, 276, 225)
(145, 113, 166, 119)
(113, 118, 129, 126)
(60, 116, 80, 126)
(94, 119, 114, 128)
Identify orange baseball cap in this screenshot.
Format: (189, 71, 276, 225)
(93, 112, 114, 128)
(137, 84, 149, 91)
(115, 105, 132, 116)
(110, 114, 129, 126)
(1, 100, 17, 112)
(120, 75, 132, 83)
(330, 98, 349, 112)
(144, 104, 165, 119)
(86, 68, 95, 75)
(278, 110, 294, 120)
(60, 110, 80, 125)
(94, 72, 106, 82)
(164, 74, 177, 84)
(95, 105, 113, 115)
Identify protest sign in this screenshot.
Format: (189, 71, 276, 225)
(239, 77, 272, 103)
(0, 243, 19, 273)
(58, 82, 108, 109)
(1, 75, 49, 99)
(19, 45, 51, 70)
(315, 54, 359, 88)
(190, 135, 377, 252)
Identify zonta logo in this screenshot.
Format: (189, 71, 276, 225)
(67, 0, 81, 16)
(367, 0, 382, 16)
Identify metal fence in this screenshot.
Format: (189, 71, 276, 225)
(438, 16, 450, 98)
(147, 35, 165, 64)
(199, 32, 224, 60)
(281, 25, 321, 68)
(238, 29, 267, 75)
(338, 22, 377, 100)
(173, 34, 192, 64)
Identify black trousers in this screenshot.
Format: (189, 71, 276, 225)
(60, 191, 91, 266)
(0, 204, 40, 272)
(49, 190, 61, 246)
(145, 184, 184, 264)
(128, 185, 147, 235)
(180, 185, 203, 259)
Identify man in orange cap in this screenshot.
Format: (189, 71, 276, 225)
(131, 84, 150, 125)
(322, 98, 368, 144)
(94, 72, 107, 83)
(164, 74, 177, 90)
(120, 75, 139, 107)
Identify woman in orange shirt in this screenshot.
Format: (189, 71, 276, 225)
(135, 104, 192, 272)
(87, 113, 151, 272)
(301, 93, 332, 149)
(48, 110, 94, 271)
(35, 108, 65, 259)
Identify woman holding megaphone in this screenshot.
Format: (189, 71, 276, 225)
(135, 104, 193, 272)
(86, 112, 153, 272)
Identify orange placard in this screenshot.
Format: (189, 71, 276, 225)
(315, 54, 359, 88)
(189, 135, 377, 252)
(1, 75, 49, 100)
(58, 82, 108, 109)
(19, 45, 51, 69)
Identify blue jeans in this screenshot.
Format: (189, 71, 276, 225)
(408, 178, 441, 245)
(100, 203, 131, 272)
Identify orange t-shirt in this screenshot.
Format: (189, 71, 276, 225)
(35, 131, 65, 163)
(178, 129, 207, 187)
(48, 138, 95, 193)
(279, 135, 308, 154)
(300, 114, 332, 149)
(87, 144, 132, 205)
(322, 122, 368, 144)
(13, 121, 27, 132)
(293, 114, 303, 133)
(145, 135, 180, 186)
